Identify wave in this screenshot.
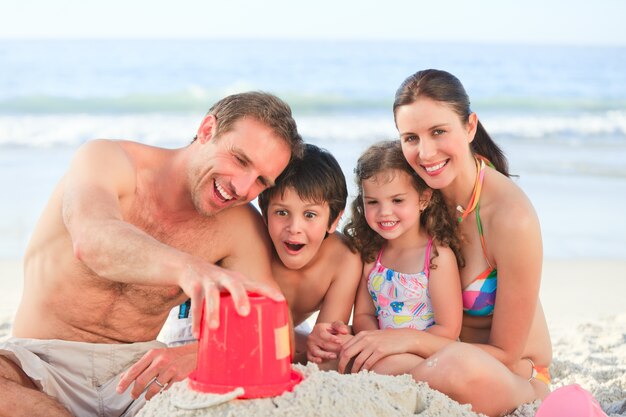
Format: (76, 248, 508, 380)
(0, 91, 389, 114)
(474, 97, 626, 113)
(483, 111, 626, 140)
(0, 114, 201, 149)
(1, 111, 626, 150)
(1, 89, 626, 115)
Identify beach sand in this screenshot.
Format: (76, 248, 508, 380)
(1, 259, 624, 416)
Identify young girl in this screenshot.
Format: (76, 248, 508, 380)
(340, 140, 462, 375)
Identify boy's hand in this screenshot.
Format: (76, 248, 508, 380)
(306, 321, 352, 363)
(329, 320, 351, 335)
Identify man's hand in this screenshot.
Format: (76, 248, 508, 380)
(179, 263, 284, 338)
(116, 344, 198, 400)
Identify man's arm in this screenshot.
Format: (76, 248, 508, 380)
(216, 203, 281, 293)
(118, 203, 279, 399)
(63, 140, 282, 335)
(64, 140, 192, 286)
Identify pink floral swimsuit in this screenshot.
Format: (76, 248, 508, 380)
(367, 238, 435, 330)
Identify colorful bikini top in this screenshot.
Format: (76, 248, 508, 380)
(458, 156, 498, 317)
(367, 238, 435, 330)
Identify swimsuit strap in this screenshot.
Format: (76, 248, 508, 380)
(375, 246, 384, 265)
(423, 237, 433, 278)
(457, 156, 488, 223)
(475, 153, 496, 169)
(365, 246, 386, 281)
(475, 204, 494, 269)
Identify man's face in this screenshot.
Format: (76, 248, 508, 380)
(191, 116, 291, 216)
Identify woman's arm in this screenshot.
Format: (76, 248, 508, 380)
(473, 195, 543, 368)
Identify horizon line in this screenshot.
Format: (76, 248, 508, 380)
(0, 36, 625, 49)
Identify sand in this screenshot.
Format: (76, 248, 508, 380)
(1, 259, 624, 416)
(134, 312, 626, 417)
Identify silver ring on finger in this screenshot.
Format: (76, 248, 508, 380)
(146, 376, 167, 393)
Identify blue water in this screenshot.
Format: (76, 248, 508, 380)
(1, 39, 626, 259)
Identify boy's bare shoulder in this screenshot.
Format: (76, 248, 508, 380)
(322, 232, 362, 268)
(325, 232, 357, 253)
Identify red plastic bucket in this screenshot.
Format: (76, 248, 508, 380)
(188, 292, 302, 398)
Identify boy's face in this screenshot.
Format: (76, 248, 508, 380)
(266, 187, 339, 270)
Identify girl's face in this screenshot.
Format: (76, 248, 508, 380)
(395, 97, 477, 191)
(362, 169, 430, 242)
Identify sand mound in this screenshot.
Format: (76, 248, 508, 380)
(137, 361, 526, 417)
(137, 313, 626, 417)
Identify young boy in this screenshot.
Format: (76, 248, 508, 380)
(161, 144, 361, 367)
(257, 143, 362, 365)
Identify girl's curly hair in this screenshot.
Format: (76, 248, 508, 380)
(343, 140, 464, 268)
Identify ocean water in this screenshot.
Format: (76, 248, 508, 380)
(1, 39, 625, 260)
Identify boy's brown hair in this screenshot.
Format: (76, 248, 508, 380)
(258, 143, 347, 229)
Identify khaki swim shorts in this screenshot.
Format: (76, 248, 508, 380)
(0, 337, 165, 417)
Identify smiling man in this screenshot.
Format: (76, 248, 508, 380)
(0, 92, 303, 417)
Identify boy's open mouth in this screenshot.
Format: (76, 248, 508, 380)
(284, 242, 305, 252)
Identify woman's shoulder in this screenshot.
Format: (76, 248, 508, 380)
(482, 169, 541, 247)
(483, 169, 537, 220)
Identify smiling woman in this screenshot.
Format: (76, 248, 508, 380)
(389, 69, 551, 417)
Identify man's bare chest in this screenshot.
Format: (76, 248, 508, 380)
(124, 196, 222, 261)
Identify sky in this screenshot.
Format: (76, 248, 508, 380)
(2, 0, 626, 46)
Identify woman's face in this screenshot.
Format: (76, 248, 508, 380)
(396, 97, 477, 190)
